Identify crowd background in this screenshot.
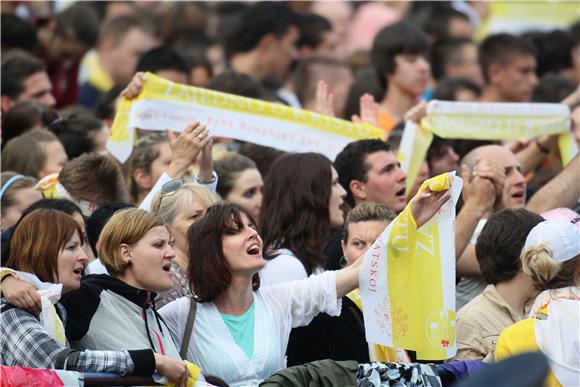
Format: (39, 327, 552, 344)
(1, 1, 580, 386)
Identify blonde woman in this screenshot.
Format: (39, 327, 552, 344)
(495, 220, 580, 387)
(151, 181, 219, 307)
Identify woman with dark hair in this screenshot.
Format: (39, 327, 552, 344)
(258, 153, 346, 285)
(160, 196, 449, 386)
(214, 152, 263, 221)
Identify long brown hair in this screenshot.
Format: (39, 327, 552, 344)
(258, 153, 332, 274)
(6, 209, 83, 283)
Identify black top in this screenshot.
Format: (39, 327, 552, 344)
(286, 296, 370, 366)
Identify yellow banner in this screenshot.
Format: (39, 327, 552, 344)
(108, 73, 384, 162)
(360, 173, 462, 360)
(398, 101, 576, 194)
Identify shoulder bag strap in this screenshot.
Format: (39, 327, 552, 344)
(179, 296, 197, 359)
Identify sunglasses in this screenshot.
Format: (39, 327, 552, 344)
(157, 179, 185, 209)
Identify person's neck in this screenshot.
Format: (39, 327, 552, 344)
(214, 275, 254, 316)
(173, 246, 188, 273)
(480, 86, 508, 103)
(230, 52, 265, 81)
(495, 273, 538, 316)
(97, 48, 117, 84)
(380, 86, 419, 122)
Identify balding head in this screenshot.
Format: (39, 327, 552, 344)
(461, 145, 526, 211)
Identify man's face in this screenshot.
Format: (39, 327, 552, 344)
(389, 53, 430, 98)
(429, 144, 460, 176)
(478, 146, 526, 211)
(267, 26, 299, 79)
(107, 28, 159, 84)
(356, 150, 407, 213)
(492, 55, 538, 102)
(17, 72, 56, 108)
(51, 34, 91, 69)
(448, 43, 483, 86)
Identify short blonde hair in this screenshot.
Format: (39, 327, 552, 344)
(343, 203, 396, 243)
(98, 208, 167, 276)
(151, 183, 219, 225)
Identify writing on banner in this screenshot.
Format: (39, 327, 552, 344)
(108, 73, 385, 162)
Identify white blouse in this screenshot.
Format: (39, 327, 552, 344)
(260, 248, 324, 286)
(159, 271, 341, 387)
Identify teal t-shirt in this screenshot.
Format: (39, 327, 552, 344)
(220, 302, 255, 358)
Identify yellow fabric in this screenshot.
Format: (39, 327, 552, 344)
(109, 72, 384, 163)
(49, 304, 67, 347)
(495, 306, 560, 387)
(164, 361, 203, 387)
(399, 102, 575, 195)
(347, 289, 407, 362)
(388, 173, 454, 360)
(35, 173, 60, 198)
(80, 51, 114, 93)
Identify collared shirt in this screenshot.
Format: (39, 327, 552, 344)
(453, 284, 525, 361)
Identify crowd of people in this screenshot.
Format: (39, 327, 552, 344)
(1, 1, 579, 386)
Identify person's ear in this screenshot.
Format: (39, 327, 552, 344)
(1, 95, 15, 113)
(349, 180, 367, 203)
(340, 239, 346, 255)
(487, 63, 504, 84)
(132, 168, 153, 190)
(120, 244, 132, 266)
(257, 33, 277, 53)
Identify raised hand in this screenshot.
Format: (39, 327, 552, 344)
(351, 93, 379, 127)
(314, 80, 335, 117)
(410, 185, 451, 228)
(120, 72, 146, 100)
(166, 122, 212, 179)
(403, 100, 427, 124)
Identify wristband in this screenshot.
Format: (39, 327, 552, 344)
(0, 268, 16, 283)
(195, 172, 217, 185)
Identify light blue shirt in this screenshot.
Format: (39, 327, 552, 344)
(220, 303, 255, 358)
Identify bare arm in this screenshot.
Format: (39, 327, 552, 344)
(515, 135, 558, 175)
(526, 153, 580, 213)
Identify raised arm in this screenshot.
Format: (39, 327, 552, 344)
(335, 185, 451, 298)
(526, 153, 580, 213)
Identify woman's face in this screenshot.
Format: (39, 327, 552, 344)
(56, 231, 88, 293)
(121, 226, 175, 292)
(1, 188, 42, 231)
(221, 213, 265, 276)
(170, 193, 209, 253)
(341, 220, 389, 266)
(225, 169, 264, 221)
(329, 166, 347, 228)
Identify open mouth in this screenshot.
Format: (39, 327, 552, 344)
(162, 262, 172, 272)
(396, 187, 406, 197)
(247, 245, 261, 255)
(512, 191, 525, 199)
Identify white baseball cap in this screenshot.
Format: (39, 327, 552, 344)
(523, 220, 580, 263)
